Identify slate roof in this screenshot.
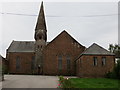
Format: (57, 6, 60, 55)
(81, 43, 114, 55)
(7, 41, 35, 52)
(7, 41, 50, 52)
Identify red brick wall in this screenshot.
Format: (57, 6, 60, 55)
(76, 55, 115, 77)
(7, 52, 35, 74)
(0, 56, 8, 72)
(43, 31, 85, 75)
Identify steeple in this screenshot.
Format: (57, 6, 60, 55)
(35, 1, 47, 41)
(34, 1, 47, 75)
(35, 1, 46, 30)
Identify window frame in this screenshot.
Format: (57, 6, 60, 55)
(102, 57, 106, 66)
(93, 57, 97, 66)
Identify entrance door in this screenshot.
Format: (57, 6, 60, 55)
(38, 66, 42, 75)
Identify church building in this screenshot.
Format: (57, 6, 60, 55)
(6, 2, 115, 77)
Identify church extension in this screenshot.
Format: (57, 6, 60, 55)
(6, 2, 115, 77)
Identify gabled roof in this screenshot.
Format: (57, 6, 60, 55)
(7, 41, 49, 52)
(47, 30, 85, 48)
(81, 43, 114, 55)
(7, 41, 35, 52)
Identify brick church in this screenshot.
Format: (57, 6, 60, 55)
(6, 2, 115, 77)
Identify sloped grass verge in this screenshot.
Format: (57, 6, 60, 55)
(58, 76, 119, 89)
(69, 78, 119, 88)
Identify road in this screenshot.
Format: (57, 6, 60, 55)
(2, 75, 59, 88)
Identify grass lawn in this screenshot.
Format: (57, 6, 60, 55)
(68, 78, 120, 88)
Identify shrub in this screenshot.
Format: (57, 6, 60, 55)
(58, 76, 74, 88)
(105, 71, 117, 79)
(62, 78, 72, 88)
(59, 76, 64, 82)
(114, 60, 120, 79)
(105, 60, 120, 79)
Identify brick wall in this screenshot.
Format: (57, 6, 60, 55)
(76, 55, 115, 77)
(0, 56, 8, 73)
(7, 52, 35, 74)
(43, 31, 85, 75)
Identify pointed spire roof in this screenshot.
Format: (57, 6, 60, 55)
(81, 43, 114, 55)
(35, 1, 47, 30)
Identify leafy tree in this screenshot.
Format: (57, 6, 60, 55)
(114, 60, 120, 79)
(106, 44, 120, 79)
(109, 44, 120, 58)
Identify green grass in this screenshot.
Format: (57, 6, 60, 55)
(67, 78, 120, 88)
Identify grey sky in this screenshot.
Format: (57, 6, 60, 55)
(0, 1, 118, 57)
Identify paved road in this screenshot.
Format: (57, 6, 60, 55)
(2, 75, 59, 88)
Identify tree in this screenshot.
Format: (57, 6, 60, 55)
(107, 44, 120, 79)
(114, 60, 120, 79)
(109, 44, 120, 58)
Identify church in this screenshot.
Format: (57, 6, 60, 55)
(6, 2, 115, 77)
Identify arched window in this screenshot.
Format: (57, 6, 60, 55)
(16, 56, 20, 70)
(39, 36, 42, 39)
(58, 55, 62, 70)
(66, 55, 71, 70)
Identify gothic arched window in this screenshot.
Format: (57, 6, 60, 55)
(66, 55, 71, 70)
(16, 56, 20, 70)
(58, 55, 62, 71)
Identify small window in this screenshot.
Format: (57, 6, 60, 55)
(102, 57, 106, 66)
(41, 46, 42, 48)
(93, 57, 97, 66)
(39, 36, 42, 39)
(58, 55, 62, 70)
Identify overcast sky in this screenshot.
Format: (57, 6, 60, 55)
(0, 0, 118, 57)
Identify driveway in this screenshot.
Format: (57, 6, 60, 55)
(2, 75, 59, 88)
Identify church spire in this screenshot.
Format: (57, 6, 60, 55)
(34, 1, 47, 41)
(35, 1, 46, 30)
(34, 1, 47, 75)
